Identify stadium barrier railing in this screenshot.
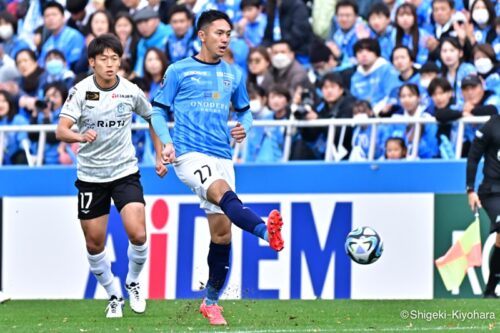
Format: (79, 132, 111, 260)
(0, 116, 491, 166)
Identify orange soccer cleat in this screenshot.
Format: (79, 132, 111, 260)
(199, 299, 227, 325)
(267, 209, 284, 251)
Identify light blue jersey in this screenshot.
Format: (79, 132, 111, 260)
(152, 56, 250, 159)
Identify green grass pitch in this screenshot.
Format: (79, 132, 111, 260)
(0, 299, 498, 332)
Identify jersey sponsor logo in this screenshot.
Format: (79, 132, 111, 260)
(212, 92, 221, 100)
(111, 93, 133, 99)
(183, 70, 209, 77)
(216, 72, 235, 80)
(190, 77, 201, 83)
(97, 120, 126, 128)
(189, 101, 228, 111)
(85, 91, 100, 101)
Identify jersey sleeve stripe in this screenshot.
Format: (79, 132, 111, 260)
(234, 105, 250, 112)
(152, 100, 170, 111)
(59, 113, 78, 122)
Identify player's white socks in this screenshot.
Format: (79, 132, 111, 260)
(87, 250, 122, 298)
(126, 241, 148, 285)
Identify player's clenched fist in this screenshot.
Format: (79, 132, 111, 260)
(162, 143, 176, 164)
(231, 123, 246, 143)
(81, 129, 97, 143)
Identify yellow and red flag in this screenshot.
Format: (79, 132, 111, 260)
(435, 217, 482, 291)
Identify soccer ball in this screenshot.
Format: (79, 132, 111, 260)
(345, 226, 383, 265)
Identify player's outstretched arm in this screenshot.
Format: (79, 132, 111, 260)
(56, 117, 96, 143)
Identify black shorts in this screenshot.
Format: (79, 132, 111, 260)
(479, 193, 500, 233)
(75, 172, 145, 220)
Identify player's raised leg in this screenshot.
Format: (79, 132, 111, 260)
(81, 216, 124, 318)
(199, 213, 231, 325)
(121, 202, 148, 313)
(207, 179, 284, 251)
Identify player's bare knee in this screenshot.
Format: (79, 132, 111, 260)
(86, 242, 105, 255)
(212, 232, 231, 245)
(129, 231, 147, 246)
(207, 179, 232, 204)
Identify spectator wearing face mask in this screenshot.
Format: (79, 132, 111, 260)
(241, 85, 274, 162)
(469, 0, 497, 45)
(41, 49, 75, 91)
(349, 100, 386, 161)
(473, 43, 500, 96)
(262, 40, 312, 97)
(0, 10, 32, 59)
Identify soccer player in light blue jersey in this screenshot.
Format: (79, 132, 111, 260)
(151, 10, 284, 326)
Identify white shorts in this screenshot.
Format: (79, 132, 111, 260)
(173, 152, 235, 214)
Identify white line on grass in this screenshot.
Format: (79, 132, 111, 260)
(191, 326, 493, 333)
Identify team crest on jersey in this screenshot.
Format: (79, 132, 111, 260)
(85, 91, 100, 101)
(116, 103, 127, 115)
(223, 80, 231, 91)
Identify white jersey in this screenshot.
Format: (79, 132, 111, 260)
(60, 75, 152, 183)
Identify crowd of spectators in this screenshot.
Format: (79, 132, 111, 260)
(0, 0, 500, 165)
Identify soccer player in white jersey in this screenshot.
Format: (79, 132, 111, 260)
(56, 34, 166, 318)
(151, 10, 284, 326)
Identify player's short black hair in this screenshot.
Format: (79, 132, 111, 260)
(43, 1, 65, 15)
(390, 45, 416, 63)
(197, 10, 233, 32)
(432, 0, 454, 9)
(240, 0, 262, 10)
(336, 0, 358, 15)
(168, 4, 193, 21)
(428, 77, 453, 96)
(367, 3, 390, 19)
(88, 34, 123, 59)
(353, 38, 381, 57)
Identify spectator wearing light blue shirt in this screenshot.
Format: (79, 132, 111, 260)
(133, 7, 173, 77)
(350, 38, 400, 115)
(473, 43, 500, 96)
(39, 2, 85, 70)
(165, 5, 196, 63)
(236, 0, 267, 47)
(393, 3, 432, 65)
(0, 89, 30, 165)
(439, 37, 477, 109)
(367, 3, 395, 62)
(0, 10, 32, 60)
(329, 0, 366, 66)
(470, 0, 497, 45)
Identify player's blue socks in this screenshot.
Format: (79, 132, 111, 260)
(206, 242, 231, 305)
(219, 191, 267, 240)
